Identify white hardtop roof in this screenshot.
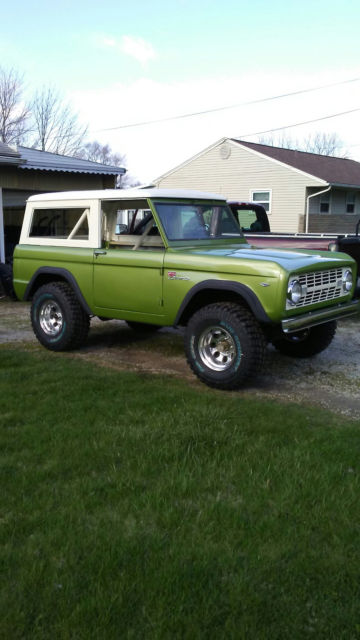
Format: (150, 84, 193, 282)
(27, 187, 226, 203)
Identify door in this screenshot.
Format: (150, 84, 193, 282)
(93, 246, 165, 316)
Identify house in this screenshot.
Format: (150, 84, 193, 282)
(0, 143, 126, 262)
(153, 138, 360, 234)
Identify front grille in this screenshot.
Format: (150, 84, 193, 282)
(287, 267, 348, 309)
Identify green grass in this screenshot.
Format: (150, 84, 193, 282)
(1, 348, 360, 639)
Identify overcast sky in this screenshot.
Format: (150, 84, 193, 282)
(1, 0, 360, 182)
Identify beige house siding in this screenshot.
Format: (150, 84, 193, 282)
(154, 140, 325, 233)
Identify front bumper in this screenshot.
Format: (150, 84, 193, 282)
(282, 298, 360, 333)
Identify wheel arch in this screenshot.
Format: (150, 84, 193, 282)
(175, 280, 271, 326)
(24, 267, 92, 315)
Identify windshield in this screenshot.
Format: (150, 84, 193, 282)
(153, 202, 243, 241)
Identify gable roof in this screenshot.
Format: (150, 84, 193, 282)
(232, 139, 360, 187)
(0, 144, 125, 176)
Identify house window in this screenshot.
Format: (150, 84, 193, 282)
(346, 192, 355, 214)
(319, 192, 330, 214)
(251, 190, 271, 213)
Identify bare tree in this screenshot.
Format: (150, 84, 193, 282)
(0, 66, 30, 145)
(30, 87, 88, 155)
(76, 140, 140, 188)
(302, 132, 347, 157)
(77, 140, 125, 166)
(258, 133, 297, 149)
(258, 131, 347, 157)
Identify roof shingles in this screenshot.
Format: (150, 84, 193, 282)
(233, 139, 360, 187)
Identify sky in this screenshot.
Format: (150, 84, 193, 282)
(1, 0, 360, 183)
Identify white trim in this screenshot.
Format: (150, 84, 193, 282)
(250, 188, 272, 214)
(27, 187, 226, 203)
(0, 188, 4, 263)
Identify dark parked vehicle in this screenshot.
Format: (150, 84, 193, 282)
(229, 201, 360, 289)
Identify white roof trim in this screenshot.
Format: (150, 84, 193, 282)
(27, 187, 227, 203)
(232, 140, 328, 186)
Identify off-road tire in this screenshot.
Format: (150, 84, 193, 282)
(271, 320, 336, 357)
(126, 321, 160, 333)
(184, 302, 266, 390)
(31, 282, 90, 351)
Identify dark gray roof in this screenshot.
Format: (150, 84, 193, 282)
(17, 146, 125, 175)
(0, 142, 22, 165)
(0, 142, 21, 157)
(233, 139, 360, 188)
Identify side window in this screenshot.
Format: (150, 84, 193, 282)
(29, 208, 89, 239)
(251, 191, 271, 213)
(236, 209, 258, 230)
(101, 199, 149, 243)
(346, 192, 355, 214)
(101, 199, 163, 249)
(319, 193, 330, 214)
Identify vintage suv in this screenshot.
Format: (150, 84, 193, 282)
(13, 188, 360, 389)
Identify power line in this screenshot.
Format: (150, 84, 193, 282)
(92, 75, 360, 132)
(235, 106, 360, 139)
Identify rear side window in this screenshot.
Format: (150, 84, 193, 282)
(29, 208, 89, 240)
(236, 209, 258, 229)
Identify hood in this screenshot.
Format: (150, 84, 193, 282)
(168, 242, 353, 275)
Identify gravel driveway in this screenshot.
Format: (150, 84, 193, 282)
(1, 297, 360, 419)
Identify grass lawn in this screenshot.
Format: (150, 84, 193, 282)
(1, 347, 360, 639)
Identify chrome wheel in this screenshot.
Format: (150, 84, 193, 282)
(198, 325, 237, 371)
(39, 300, 64, 336)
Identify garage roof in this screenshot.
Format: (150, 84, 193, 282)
(18, 146, 125, 176)
(0, 143, 125, 176)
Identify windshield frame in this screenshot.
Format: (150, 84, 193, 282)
(150, 198, 245, 245)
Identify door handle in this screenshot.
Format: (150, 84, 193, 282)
(94, 250, 107, 257)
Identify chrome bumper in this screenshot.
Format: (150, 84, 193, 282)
(282, 298, 360, 333)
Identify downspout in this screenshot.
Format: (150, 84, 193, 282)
(305, 185, 331, 233)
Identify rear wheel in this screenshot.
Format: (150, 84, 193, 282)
(184, 302, 266, 390)
(31, 282, 90, 351)
(271, 321, 336, 357)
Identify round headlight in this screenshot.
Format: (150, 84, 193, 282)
(342, 269, 353, 292)
(287, 279, 303, 304)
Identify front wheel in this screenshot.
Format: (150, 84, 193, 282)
(184, 303, 266, 390)
(31, 282, 90, 351)
(271, 320, 336, 357)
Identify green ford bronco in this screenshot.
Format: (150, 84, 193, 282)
(13, 188, 360, 389)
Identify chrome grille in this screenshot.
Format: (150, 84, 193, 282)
(287, 267, 348, 309)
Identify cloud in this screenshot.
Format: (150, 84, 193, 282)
(71, 70, 360, 183)
(94, 33, 156, 65)
(120, 35, 156, 65)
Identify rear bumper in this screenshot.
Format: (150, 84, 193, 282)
(281, 298, 360, 333)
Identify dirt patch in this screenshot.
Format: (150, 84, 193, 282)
(1, 297, 360, 419)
